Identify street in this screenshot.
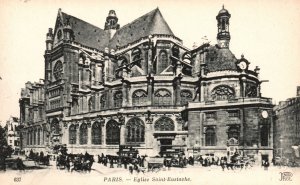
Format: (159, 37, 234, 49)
(1, 158, 300, 185)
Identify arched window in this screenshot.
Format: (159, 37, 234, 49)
(126, 117, 145, 143)
(261, 125, 269, 146)
(57, 30, 62, 40)
(205, 127, 216, 146)
(180, 90, 193, 105)
(92, 122, 102, 145)
(106, 120, 120, 145)
(245, 83, 257, 97)
(100, 93, 107, 109)
(157, 50, 168, 74)
(114, 91, 122, 108)
(79, 123, 88, 145)
(88, 96, 95, 112)
(154, 117, 175, 131)
(222, 19, 226, 30)
(228, 126, 239, 141)
(69, 124, 77, 144)
(154, 89, 172, 106)
(211, 85, 235, 101)
(72, 99, 79, 115)
(51, 119, 60, 135)
(172, 45, 180, 59)
(53, 61, 63, 80)
(132, 89, 147, 106)
(132, 55, 142, 68)
(117, 57, 128, 79)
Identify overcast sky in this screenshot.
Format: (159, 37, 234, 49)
(0, 0, 299, 125)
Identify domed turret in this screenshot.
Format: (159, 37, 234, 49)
(104, 10, 120, 38)
(216, 5, 231, 48)
(45, 28, 53, 51)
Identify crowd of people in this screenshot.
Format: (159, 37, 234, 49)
(0, 146, 281, 173)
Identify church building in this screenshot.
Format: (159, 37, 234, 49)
(19, 6, 274, 162)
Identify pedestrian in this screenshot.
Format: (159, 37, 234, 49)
(117, 157, 122, 168)
(104, 157, 107, 167)
(129, 165, 133, 174)
(110, 158, 114, 168)
(264, 160, 269, 171)
(124, 158, 128, 169)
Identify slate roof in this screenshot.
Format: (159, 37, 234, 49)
(59, 8, 174, 50)
(109, 8, 174, 48)
(205, 45, 238, 72)
(61, 12, 110, 51)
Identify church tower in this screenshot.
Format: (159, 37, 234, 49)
(104, 10, 120, 38)
(216, 5, 231, 48)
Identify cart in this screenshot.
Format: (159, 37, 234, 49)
(147, 157, 164, 172)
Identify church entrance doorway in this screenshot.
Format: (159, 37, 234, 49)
(160, 139, 173, 153)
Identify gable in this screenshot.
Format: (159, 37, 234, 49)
(52, 9, 110, 50)
(131, 65, 145, 77)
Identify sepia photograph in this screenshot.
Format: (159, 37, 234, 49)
(0, 0, 299, 185)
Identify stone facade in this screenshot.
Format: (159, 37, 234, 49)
(19, 80, 46, 152)
(274, 87, 300, 161)
(19, 7, 274, 161)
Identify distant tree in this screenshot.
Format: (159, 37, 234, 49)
(0, 125, 13, 168)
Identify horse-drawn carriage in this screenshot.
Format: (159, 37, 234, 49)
(56, 153, 94, 172)
(26, 150, 50, 166)
(223, 155, 254, 170)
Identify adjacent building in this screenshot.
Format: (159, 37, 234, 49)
(19, 7, 274, 162)
(19, 80, 46, 152)
(274, 86, 300, 161)
(6, 116, 21, 153)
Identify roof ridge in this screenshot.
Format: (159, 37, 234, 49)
(61, 11, 104, 31)
(117, 8, 158, 32)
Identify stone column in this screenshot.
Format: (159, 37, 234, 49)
(91, 64, 96, 86)
(176, 61, 182, 76)
(79, 68, 83, 89)
(147, 45, 153, 74)
(120, 125, 125, 145)
(200, 82, 205, 102)
(107, 90, 112, 109)
(41, 128, 44, 145)
(240, 76, 246, 98)
(122, 81, 128, 107)
(104, 56, 109, 82)
(102, 122, 106, 146)
(87, 125, 92, 145)
(147, 75, 154, 106)
(76, 124, 80, 145)
(98, 63, 103, 84)
(174, 76, 182, 106)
